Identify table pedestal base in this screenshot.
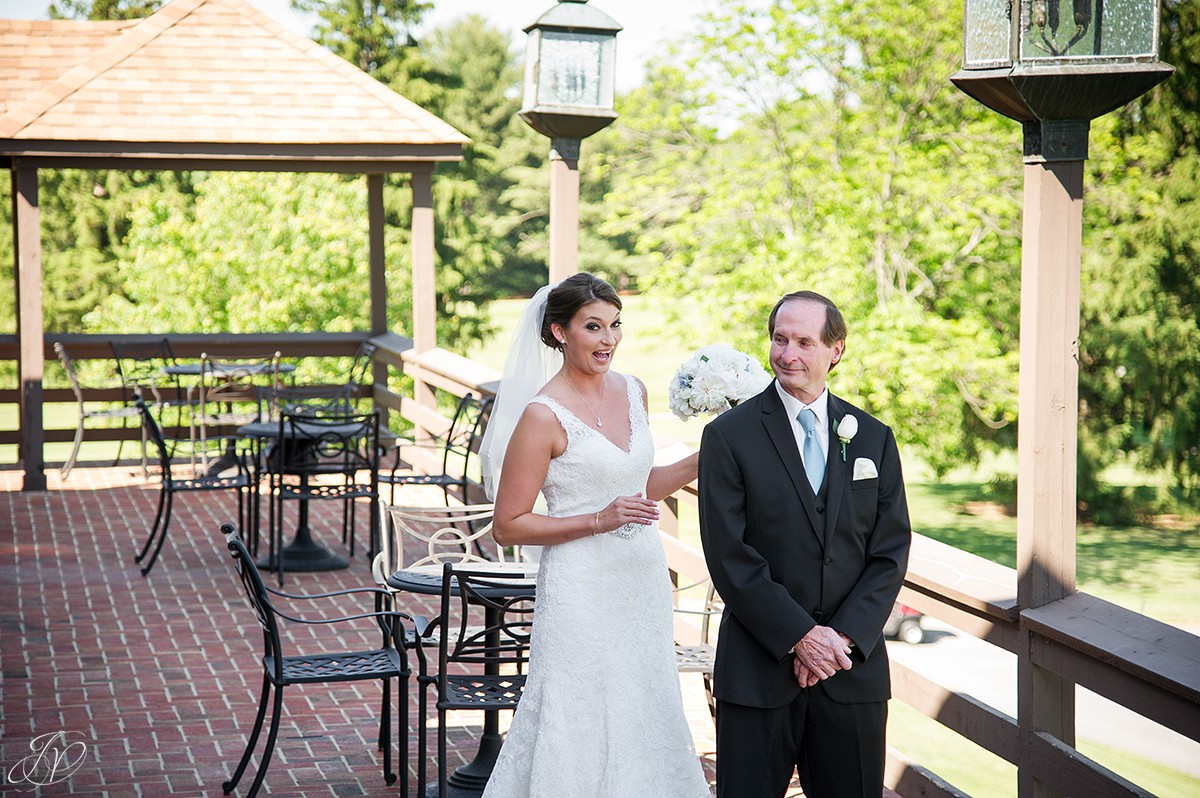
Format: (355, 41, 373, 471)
(256, 533, 348, 572)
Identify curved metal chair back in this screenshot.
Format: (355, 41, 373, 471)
(259, 382, 353, 422)
(382, 393, 494, 505)
(136, 394, 174, 480)
(348, 339, 378, 390)
(440, 564, 535, 670)
(226, 526, 285, 678)
(110, 337, 185, 407)
(378, 503, 508, 572)
(132, 395, 249, 575)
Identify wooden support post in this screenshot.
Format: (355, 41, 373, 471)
(548, 138, 580, 284)
(1016, 156, 1083, 798)
(410, 167, 437, 418)
(368, 173, 386, 338)
(13, 164, 46, 492)
(367, 173, 387, 420)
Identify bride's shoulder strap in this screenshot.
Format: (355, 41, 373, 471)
(529, 393, 580, 433)
(621, 372, 646, 402)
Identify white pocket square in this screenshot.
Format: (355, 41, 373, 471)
(853, 458, 878, 480)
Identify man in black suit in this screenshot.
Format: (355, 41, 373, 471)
(698, 291, 912, 798)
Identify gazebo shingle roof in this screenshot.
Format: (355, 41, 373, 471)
(0, 0, 468, 151)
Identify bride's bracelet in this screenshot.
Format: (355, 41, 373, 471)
(592, 511, 600, 536)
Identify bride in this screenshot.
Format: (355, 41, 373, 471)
(478, 273, 712, 797)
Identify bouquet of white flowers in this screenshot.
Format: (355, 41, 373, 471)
(668, 344, 772, 421)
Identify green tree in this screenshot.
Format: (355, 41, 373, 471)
(1076, 0, 1200, 495)
(420, 15, 547, 321)
(594, 0, 1023, 476)
(293, 0, 445, 106)
(86, 172, 414, 337)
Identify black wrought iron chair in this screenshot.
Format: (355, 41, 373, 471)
(192, 351, 283, 472)
(133, 395, 250, 575)
(412, 563, 535, 797)
(260, 382, 354, 421)
(379, 393, 493, 506)
(110, 337, 195, 443)
(346, 337, 410, 466)
(219, 525, 411, 798)
(347, 338, 378, 407)
(266, 408, 381, 583)
(54, 342, 142, 479)
(251, 383, 355, 548)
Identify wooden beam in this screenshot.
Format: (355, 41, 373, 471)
(1015, 156, 1084, 797)
(1024, 592, 1200, 740)
(886, 747, 973, 798)
(368, 174, 387, 337)
(548, 143, 580, 284)
(898, 587, 1020, 653)
(367, 173, 388, 424)
(0, 142, 464, 167)
(13, 164, 46, 491)
(410, 167, 436, 355)
(1029, 732, 1153, 798)
(2, 331, 367, 361)
(890, 660, 1021, 764)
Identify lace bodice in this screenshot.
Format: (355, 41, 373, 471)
(532, 372, 655, 527)
(480, 372, 712, 797)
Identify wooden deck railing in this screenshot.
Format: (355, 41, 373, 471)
(3, 333, 1198, 798)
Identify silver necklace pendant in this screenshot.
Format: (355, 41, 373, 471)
(596, 419, 603, 427)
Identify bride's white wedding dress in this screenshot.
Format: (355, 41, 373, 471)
(481, 372, 712, 798)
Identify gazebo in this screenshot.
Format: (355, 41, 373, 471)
(1, 0, 469, 490)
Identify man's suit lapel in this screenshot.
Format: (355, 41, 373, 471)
(823, 393, 850, 548)
(760, 384, 823, 543)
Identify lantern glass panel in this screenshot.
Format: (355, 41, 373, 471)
(965, 0, 1014, 68)
(536, 30, 615, 109)
(1019, 0, 1158, 62)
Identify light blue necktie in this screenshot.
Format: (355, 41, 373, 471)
(798, 408, 824, 493)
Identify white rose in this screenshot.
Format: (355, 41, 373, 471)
(836, 413, 859, 444)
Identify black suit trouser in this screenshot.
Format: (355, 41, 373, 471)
(715, 689, 887, 798)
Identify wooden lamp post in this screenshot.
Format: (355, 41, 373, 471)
(951, 2, 1172, 795)
(520, 0, 621, 284)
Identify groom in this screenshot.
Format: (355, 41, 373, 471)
(698, 291, 911, 798)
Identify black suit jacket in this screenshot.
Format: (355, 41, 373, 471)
(698, 383, 911, 708)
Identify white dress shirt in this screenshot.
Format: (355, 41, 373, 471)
(774, 382, 829, 470)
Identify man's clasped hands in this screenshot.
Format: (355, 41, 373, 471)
(792, 625, 854, 688)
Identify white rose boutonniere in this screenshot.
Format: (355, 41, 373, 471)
(834, 413, 858, 462)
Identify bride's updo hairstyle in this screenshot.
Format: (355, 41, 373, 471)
(540, 272, 622, 351)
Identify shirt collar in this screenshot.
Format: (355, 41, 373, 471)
(775, 382, 828, 428)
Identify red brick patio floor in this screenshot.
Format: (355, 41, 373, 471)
(1, 465, 898, 797)
(1, 466, 725, 796)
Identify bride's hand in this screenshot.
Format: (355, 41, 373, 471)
(596, 492, 660, 534)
